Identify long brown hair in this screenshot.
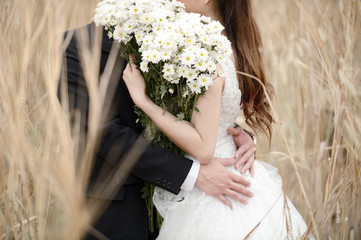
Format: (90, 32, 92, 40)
(217, 0, 274, 138)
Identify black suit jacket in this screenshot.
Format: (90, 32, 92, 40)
(61, 23, 193, 239)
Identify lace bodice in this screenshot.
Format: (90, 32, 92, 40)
(213, 57, 242, 158)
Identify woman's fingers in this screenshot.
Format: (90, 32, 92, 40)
(123, 64, 129, 80)
(250, 163, 255, 177)
(240, 155, 254, 174)
(234, 144, 247, 162)
(235, 148, 253, 169)
(227, 126, 241, 135)
(123, 57, 141, 81)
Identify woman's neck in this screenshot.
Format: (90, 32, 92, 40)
(202, 2, 222, 23)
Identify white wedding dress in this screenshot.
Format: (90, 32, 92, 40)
(153, 57, 312, 240)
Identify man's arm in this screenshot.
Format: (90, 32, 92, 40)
(98, 118, 193, 194)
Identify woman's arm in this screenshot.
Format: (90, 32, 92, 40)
(123, 60, 224, 165)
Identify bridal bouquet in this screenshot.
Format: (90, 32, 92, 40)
(94, 0, 232, 230)
(95, 0, 232, 152)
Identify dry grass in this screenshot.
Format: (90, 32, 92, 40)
(0, 0, 360, 239)
(1, 0, 102, 239)
(252, 0, 361, 238)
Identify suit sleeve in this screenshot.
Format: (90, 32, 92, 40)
(61, 26, 193, 195)
(98, 118, 193, 194)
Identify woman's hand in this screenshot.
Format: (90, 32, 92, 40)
(122, 55, 149, 107)
(227, 126, 255, 176)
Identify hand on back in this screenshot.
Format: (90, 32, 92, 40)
(196, 157, 253, 209)
(228, 126, 255, 176)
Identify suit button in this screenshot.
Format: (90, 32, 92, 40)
(156, 178, 161, 184)
(167, 182, 172, 189)
(161, 180, 167, 186)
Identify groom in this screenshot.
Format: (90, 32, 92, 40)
(61, 23, 254, 240)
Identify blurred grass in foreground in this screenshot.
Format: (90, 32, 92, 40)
(0, 0, 360, 239)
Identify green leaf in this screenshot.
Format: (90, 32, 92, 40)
(176, 112, 185, 120)
(160, 85, 167, 99)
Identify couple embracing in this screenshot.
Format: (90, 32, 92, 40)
(62, 0, 311, 239)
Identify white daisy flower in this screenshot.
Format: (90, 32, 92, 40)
(178, 66, 188, 78)
(124, 20, 137, 32)
(206, 61, 217, 72)
(198, 74, 213, 90)
(200, 15, 211, 24)
(142, 35, 153, 46)
(163, 63, 175, 76)
(149, 50, 161, 63)
(183, 89, 189, 98)
(154, 36, 164, 48)
(139, 14, 152, 24)
(134, 31, 144, 44)
(196, 48, 209, 61)
(163, 74, 173, 82)
(181, 50, 196, 66)
(208, 21, 224, 32)
(113, 25, 131, 43)
(185, 68, 198, 81)
(140, 61, 149, 72)
(107, 31, 113, 38)
(160, 51, 172, 61)
(170, 77, 180, 84)
(216, 55, 225, 62)
(195, 60, 207, 72)
(187, 80, 201, 94)
(129, 4, 143, 15)
(142, 50, 152, 62)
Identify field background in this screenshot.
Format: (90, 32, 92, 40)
(0, 0, 360, 239)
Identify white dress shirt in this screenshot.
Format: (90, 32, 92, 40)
(180, 161, 200, 191)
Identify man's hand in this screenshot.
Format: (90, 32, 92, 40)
(228, 126, 255, 176)
(195, 158, 253, 209)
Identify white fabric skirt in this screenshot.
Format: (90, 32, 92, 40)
(153, 160, 312, 240)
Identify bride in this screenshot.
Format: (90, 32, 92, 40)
(123, 0, 312, 239)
